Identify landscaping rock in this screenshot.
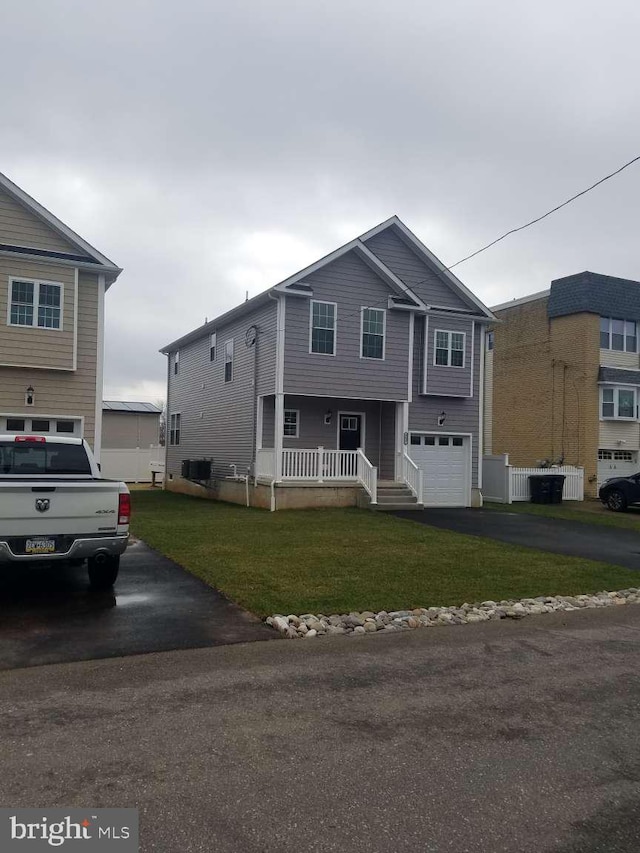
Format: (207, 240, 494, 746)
(268, 589, 640, 639)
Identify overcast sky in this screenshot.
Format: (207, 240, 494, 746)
(3, 0, 639, 401)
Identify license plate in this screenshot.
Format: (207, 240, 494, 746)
(25, 538, 56, 555)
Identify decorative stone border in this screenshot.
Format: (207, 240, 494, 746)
(266, 589, 640, 638)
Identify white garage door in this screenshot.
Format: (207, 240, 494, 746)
(409, 434, 471, 507)
(597, 449, 639, 488)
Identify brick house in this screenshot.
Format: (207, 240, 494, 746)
(484, 271, 640, 497)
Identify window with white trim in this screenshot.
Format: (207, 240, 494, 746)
(8, 279, 62, 329)
(601, 386, 637, 420)
(283, 409, 299, 437)
(600, 317, 637, 352)
(224, 339, 234, 382)
(598, 449, 636, 462)
(174, 351, 180, 375)
(434, 330, 465, 367)
(210, 332, 216, 362)
(361, 307, 385, 359)
(486, 331, 494, 351)
(310, 301, 336, 355)
(169, 413, 181, 445)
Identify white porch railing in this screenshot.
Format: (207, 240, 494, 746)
(255, 447, 377, 502)
(482, 454, 584, 502)
(256, 448, 276, 479)
(402, 452, 423, 504)
(356, 449, 377, 504)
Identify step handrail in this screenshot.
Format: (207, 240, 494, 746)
(402, 452, 423, 504)
(356, 448, 377, 504)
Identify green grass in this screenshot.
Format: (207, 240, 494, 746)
(130, 491, 639, 617)
(484, 499, 640, 531)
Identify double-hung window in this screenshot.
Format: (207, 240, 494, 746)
(174, 351, 180, 375)
(601, 386, 637, 420)
(361, 308, 385, 359)
(224, 339, 234, 382)
(9, 279, 62, 330)
(210, 332, 216, 362)
(283, 409, 299, 437)
(600, 317, 637, 352)
(434, 330, 465, 367)
(310, 301, 336, 355)
(169, 413, 181, 445)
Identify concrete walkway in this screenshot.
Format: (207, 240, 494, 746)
(392, 507, 640, 569)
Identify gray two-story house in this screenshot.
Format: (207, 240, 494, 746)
(161, 217, 495, 510)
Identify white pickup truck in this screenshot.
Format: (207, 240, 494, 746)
(0, 434, 130, 589)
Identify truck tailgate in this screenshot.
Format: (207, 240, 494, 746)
(0, 481, 122, 537)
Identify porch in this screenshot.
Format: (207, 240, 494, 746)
(255, 395, 423, 507)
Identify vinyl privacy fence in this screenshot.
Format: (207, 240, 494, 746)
(482, 454, 584, 503)
(100, 445, 164, 483)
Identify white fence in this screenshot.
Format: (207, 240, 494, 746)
(482, 454, 584, 503)
(101, 446, 164, 483)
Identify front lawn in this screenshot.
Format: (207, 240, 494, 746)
(130, 492, 639, 617)
(484, 500, 640, 531)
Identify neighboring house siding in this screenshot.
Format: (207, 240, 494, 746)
(599, 419, 640, 450)
(599, 349, 638, 369)
(283, 252, 410, 400)
(408, 317, 482, 487)
(166, 300, 276, 477)
(363, 229, 471, 311)
(0, 187, 78, 253)
(256, 299, 277, 395)
(102, 412, 160, 449)
(490, 299, 600, 494)
(0, 257, 76, 369)
(0, 270, 99, 449)
(424, 315, 474, 396)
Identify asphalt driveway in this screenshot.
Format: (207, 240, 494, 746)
(393, 507, 640, 570)
(0, 540, 276, 670)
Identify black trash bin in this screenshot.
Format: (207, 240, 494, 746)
(529, 474, 565, 504)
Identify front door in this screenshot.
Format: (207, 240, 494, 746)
(339, 414, 362, 451)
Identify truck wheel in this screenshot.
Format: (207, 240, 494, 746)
(88, 555, 120, 589)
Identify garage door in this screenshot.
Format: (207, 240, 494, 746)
(597, 449, 639, 488)
(409, 434, 471, 507)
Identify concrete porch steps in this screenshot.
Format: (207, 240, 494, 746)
(371, 482, 423, 511)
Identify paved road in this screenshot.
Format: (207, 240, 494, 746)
(0, 541, 276, 669)
(393, 507, 640, 569)
(2, 605, 640, 851)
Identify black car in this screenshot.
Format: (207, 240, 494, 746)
(599, 473, 640, 511)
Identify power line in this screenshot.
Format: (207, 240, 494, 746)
(447, 153, 640, 270)
(305, 152, 640, 326)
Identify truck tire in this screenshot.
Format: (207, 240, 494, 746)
(88, 555, 120, 590)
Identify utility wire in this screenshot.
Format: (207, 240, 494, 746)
(302, 152, 640, 329)
(447, 153, 640, 269)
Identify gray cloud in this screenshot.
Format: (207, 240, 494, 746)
(3, 0, 640, 399)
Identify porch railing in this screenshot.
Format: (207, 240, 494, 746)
(255, 447, 377, 502)
(402, 452, 423, 504)
(356, 449, 377, 504)
(255, 448, 276, 479)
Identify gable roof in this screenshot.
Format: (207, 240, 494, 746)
(161, 216, 494, 352)
(0, 171, 122, 286)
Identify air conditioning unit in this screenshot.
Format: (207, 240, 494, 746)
(189, 460, 212, 480)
